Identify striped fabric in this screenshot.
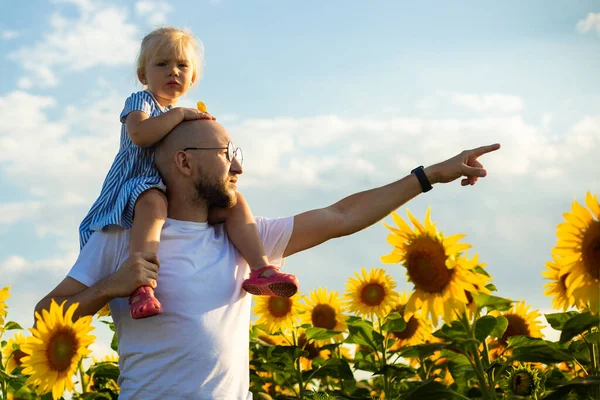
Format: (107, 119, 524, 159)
(78, 91, 171, 249)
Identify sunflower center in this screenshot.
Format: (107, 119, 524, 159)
(500, 314, 530, 345)
(311, 304, 337, 330)
(559, 273, 569, 292)
(582, 220, 600, 279)
(268, 297, 292, 318)
(360, 283, 385, 306)
(392, 316, 419, 340)
(298, 334, 320, 359)
(512, 371, 534, 396)
(405, 237, 452, 293)
(13, 349, 26, 366)
(46, 328, 78, 372)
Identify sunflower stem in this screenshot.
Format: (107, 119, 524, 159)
(292, 330, 305, 399)
(79, 359, 87, 393)
(460, 312, 493, 400)
(378, 319, 392, 399)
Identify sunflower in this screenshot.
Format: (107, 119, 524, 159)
(492, 301, 544, 347)
(300, 288, 348, 344)
(2, 331, 27, 373)
(553, 191, 600, 313)
(543, 252, 580, 311)
(252, 294, 303, 334)
(344, 267, 399, 319)
(0, 286, 10, 328)
(20, 300, 95, 400)
(504, 364, 544, 398)
(387, 291, 432, 351)
(96, 304, 111, 318)
(381, 208, 490, 325)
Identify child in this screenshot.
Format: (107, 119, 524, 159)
(79, 27, 298, 320)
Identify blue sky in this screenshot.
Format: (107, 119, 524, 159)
(1, 0, 599, 358)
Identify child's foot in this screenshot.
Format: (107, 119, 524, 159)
(242, 265, 299, 297)
(129, 286, 163, 319)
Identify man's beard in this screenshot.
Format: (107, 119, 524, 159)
(192, 175, 236, 209)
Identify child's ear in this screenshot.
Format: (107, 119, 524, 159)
(137, 68, 147, 85)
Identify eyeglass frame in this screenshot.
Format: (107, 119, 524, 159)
(182, 141, 243, 165)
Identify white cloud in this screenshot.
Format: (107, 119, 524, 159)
(0, 251, 78, 274)
(0, 202, 42, 225)
(136, 0, 173, 25)
(0, 89, 122, 239)
(1, 30, 20, 40)
(10, 1, 139, 87)
(576, 12, 600, 33)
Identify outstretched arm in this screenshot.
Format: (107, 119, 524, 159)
(283, 143, 500, 257)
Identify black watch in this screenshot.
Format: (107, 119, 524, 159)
(411, 165, 433, 193)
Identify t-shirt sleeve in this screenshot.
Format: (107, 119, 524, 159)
(67, 229, 127, 287)
(255, 216, 294, 268)
(119, 91, 157, 123)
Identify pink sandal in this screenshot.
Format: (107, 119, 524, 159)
(129, 286, 163, 319)
(242, 265, 299, 297)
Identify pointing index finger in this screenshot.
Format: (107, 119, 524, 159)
(470, 143, 501, 158)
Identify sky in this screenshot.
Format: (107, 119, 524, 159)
(0, 0, 599, 360)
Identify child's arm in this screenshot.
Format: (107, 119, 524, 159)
(126, 107, 208, 147)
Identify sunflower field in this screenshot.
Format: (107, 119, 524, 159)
(0, 191, 599, 399)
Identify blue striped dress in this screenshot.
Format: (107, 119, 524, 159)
(79, 91, 171, 249)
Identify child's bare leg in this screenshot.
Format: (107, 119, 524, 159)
(130, 189, 168, 255)
(129, 189, 167, 319)
(217, 193, 298, 297)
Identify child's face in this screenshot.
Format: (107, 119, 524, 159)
(142, 46, 195, 106)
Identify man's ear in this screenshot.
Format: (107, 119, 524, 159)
(137, 68, 147, 85)
(174, 151, 194, 177)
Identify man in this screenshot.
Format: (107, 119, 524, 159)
(36, 119, 500, 399)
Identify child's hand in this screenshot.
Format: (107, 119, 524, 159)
(179, 107, 215, 121)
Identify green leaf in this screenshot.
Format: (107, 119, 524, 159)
(86, 361, 120, 381)
(585, 331, 600, 345)
(559, 312, 600, 343)
(489, 316, 508, 339)
(344, 320, 379, 351)
(75, 392, 114, 400)
(1, 340, 6, 348)
(110, 331, 118, 352)
(441, 350, 474, 388)
(545, 311, 580, 331)
(402, 380, 455, 400)
(307, 358, 354, 380)
(473, 266, 491, 277)
(474, 315, 497, 342)
(397, 342, 449, 359)
(507, 336, 573, 363)
(3, 321, 22, 331)
(381, 315, 407, 333)
(434, 321, 469, 341)
(374, 364, 416, 381)
(472, 293, 512, 312)
(485, 283, 498, 292)
(305, 327, 341, 341)
(353, 359, 379, 373)
(541, 375, 600, 400)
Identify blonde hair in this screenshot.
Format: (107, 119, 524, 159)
(136, 26, 204, 85)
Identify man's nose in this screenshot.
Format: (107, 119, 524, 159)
(230, 156, 243, 174)
(168, 66, 179, 76)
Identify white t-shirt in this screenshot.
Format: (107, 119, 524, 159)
(68, 216, 294, 400)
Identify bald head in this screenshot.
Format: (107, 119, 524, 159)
(155, 120, 230, 182)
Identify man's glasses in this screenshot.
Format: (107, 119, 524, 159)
(183, 141, 243, 165)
